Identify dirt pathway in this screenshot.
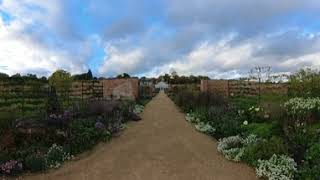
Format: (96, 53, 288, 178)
(24, 91, 257, 180)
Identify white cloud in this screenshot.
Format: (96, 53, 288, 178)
(143, 34, 320, 78)
(99, 44, 144, 76)
(0, 17, 86, 76)
(0, 0, 91, 76)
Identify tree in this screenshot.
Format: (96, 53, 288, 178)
(0, 72, 9, 80)
(249, 66, 272, 83)
(116, 73, 130, 79)
(72, 69, 93, 80)
(48, 70, 72, 94)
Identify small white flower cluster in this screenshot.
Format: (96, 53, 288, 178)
(217, 134, 258, 162)
(185, 113, 200, 124)
(284, 97, 320, 116)
(185, 112, 215, 135)
(249, 106, 261, 112)
(45, 144, 73, 169)
(195, 122, 216, 135)
(133, 104, 144, 114)
(256, 154, 297, 180)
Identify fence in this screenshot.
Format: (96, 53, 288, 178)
(201, 80, 288, 98)
(0, 80, 104, 119)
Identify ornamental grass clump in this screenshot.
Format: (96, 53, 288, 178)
(256, 154, 297, 180)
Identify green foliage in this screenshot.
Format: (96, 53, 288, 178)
(243, 122, 281, 138)
(116, 73, 130, 79)
(284, 97, 320, 123)
(0, 111, 17, 134)
(230, 96, 258, 110)
(24, 154, 46, 172)
(45, 144, 71, 169)
(298, 143, 320, 180)
(204, 106, 242, 138)
(256, 154, 297, 180)
(172, 87, 226, 112)
(242, 136, 288, 166)
(288, 68, 320, 98)
(48, 70, 72, 94)
(286, 124, 320, 163)
(72, 69, 93, 80)
(68, 119, 111, 155)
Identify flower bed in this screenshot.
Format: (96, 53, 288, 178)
(171, 85, 320, 179)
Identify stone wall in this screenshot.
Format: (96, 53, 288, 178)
(101, 78, 139, 100)
(201, 80, 288, 97)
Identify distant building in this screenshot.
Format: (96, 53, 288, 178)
(155, 81, 169, 91)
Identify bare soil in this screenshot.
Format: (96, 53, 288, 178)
(23, 91, 257, 180)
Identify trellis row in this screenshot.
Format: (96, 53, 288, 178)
(0, 78, 139, 102)
(200, 80, 288, 97)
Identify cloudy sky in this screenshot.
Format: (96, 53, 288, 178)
(0, 0, 319, 78)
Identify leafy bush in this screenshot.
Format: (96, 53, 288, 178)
(288, 68, 320, 98)
(242, 122, 281, 138)
(45, 144, 71, 169)
(68, 119, 111, 155)
(195, 122, 216, 135)
(185, 112, 201, 124)
(212, 111, 243, 139)
(238, 105, 264, 123)
(217, 135, 244, 162)
(285, 124, 319, 164)
(242, 136, 288, 166)
(284, 97, 320, 123)
(298, 143, 320, 180)
(217, 135, 258, 162)
(24, 154, 46, 172)
(256, 154, 297, 180)
(185, 112, 216, 135)
(133, 104, 144, 114)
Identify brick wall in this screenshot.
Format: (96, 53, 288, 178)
(201, 80, 288, 97)
(101, 78, 139, 100)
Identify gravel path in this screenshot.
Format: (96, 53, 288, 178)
(24, 91, 257, 180)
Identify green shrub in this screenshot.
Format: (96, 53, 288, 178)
(68, 119, 111, 155)
(211, 110, 243, 138)
(242, 136, 288, 166)
(286, 124, 320, 163)
(243, 122, 281, 138)
(256, 154, 297, 180)
(24, 154, 46, 172)
(298, 143, 320, 180)
(45, 144, 71, 169)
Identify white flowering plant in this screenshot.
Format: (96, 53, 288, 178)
(45, 144, 73, 169)
(133, 104, 144, 114)
(284, 97, 320, 122)
(195, 122, 216, 135)
(186, 112, 216, 135)
(256, 154, 297, 180)
(217, 134, 258, 162)
(185, 112, 201, 124)
(238, 105, 264, 123)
